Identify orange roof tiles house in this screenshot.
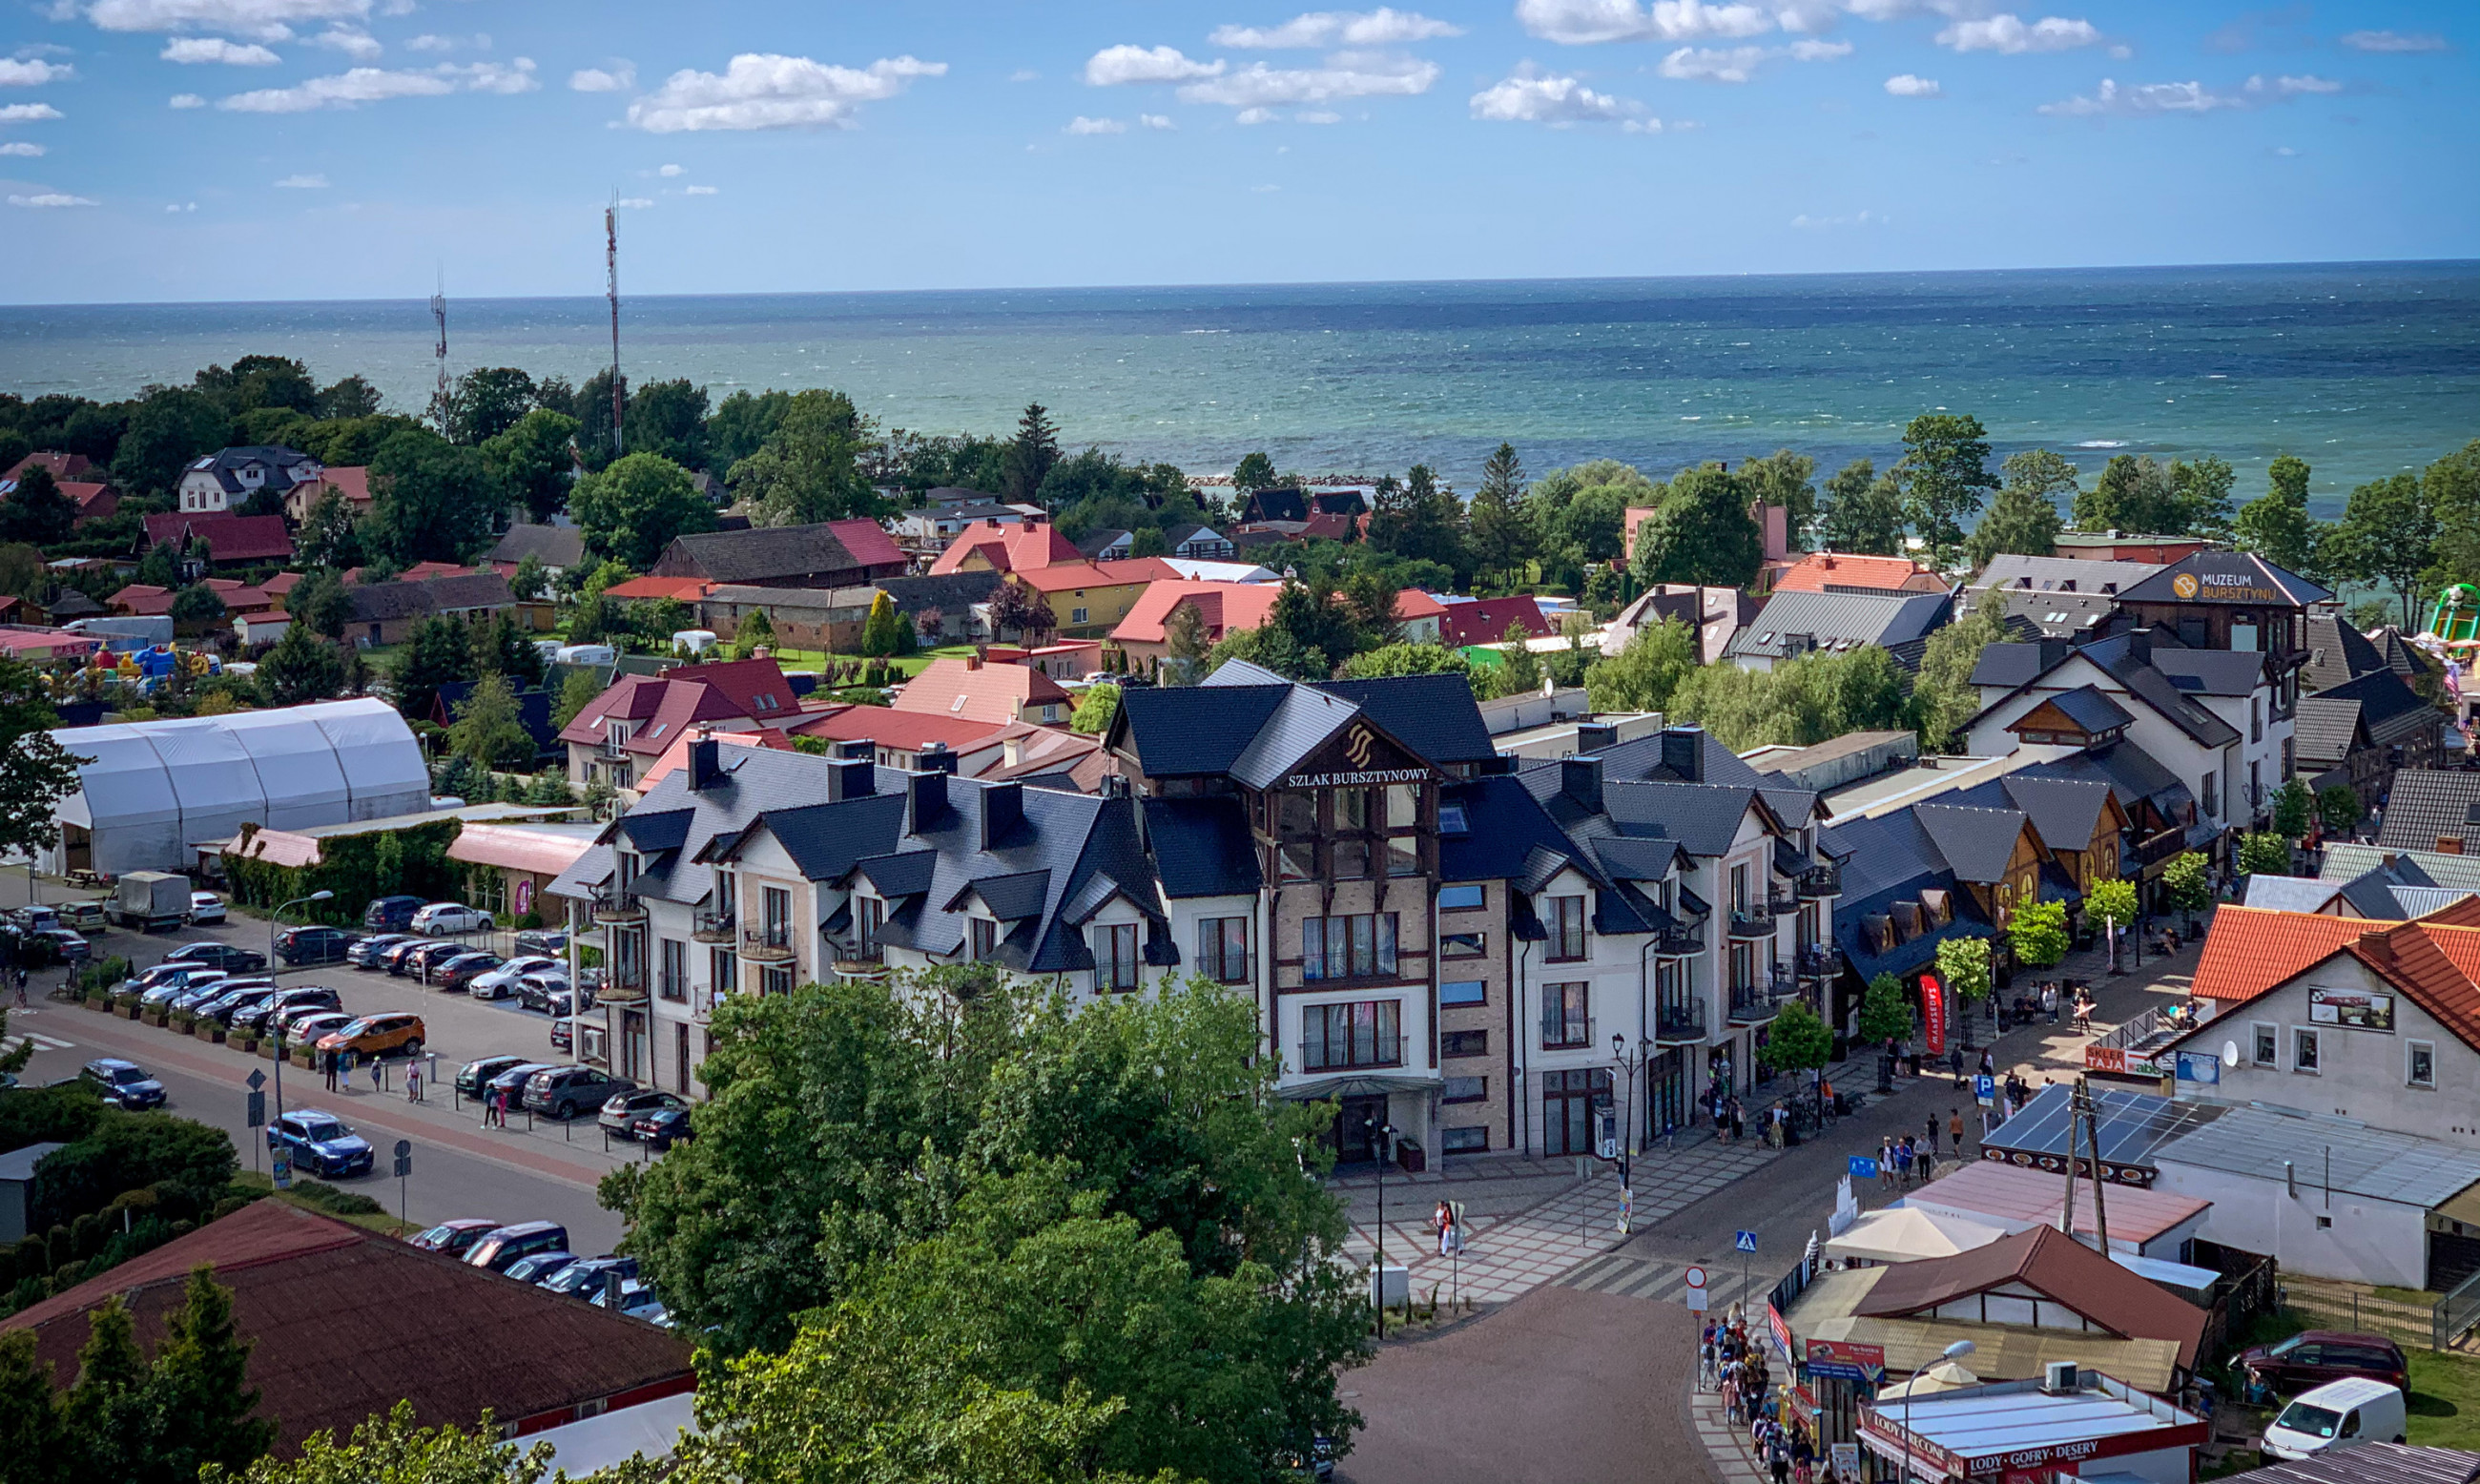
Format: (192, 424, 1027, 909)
(559, 655, 802, 791)
(285, 464, 370, 523)
(1437, 594, 1556, 649)
(55, 480, 117, 525)
(139, 511, 296, 566)
(3, 450, 93, 483)
(2189, 906, 2405, 1004)
(789, 704, 1009, 770)
(928, 513, 1084, 576)
(1773, 551, 1949, 595)
(602, 574, 716, 604)
(1006, 557, 1180, 639)
(110, 583, 175, 617)
(891, 653, 1073, 727)
(1110, 580, 1284, 666)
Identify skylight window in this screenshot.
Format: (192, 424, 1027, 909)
(1438, 804, 1469, 835)
(950, 695, 967, 712)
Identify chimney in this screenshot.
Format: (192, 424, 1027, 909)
(836, 738, 873, 761)
(982, 780, 1023, 850)
(1562, 753, 1604, 813)
(918, 741, 959, 775)
(1662, 725, 1705, 783)
(1574, 721, 1619, 752)
(826, 757, 874, 802)
(964, 653, 983, 671)
(907, 768, 948, 834)
(686, 736, 721, 793)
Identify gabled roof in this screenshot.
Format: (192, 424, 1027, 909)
(1969, 552, 2164, 597)
(878, 569, 1005, 615)
(556, 657, 798, 750)
(2189, 905, 2402, 1002)
(1008, 557, 1181, 594)
(2326, 841, 2480, 895)
(1853, 1223, 2208, 1368)
(824, 517, 904, 569)
(664, 522, 886, 584)
(1439, 773, 1592, 889)
(1725, 587, 1953, 662)
(2149, 646, 2268, 698)
(347, 571, 517, 624)
(181, 444, 319, 495)
(2114, 548, 2331, 608)
(1144, 796, 1261, 897)
(1974, 630, 2242, 750)
(1437, 595, 1556, 649)
(2293, 694, 2372, 771)
(604, 575, 714, 603)
(2021, 684, 2135, 736)
(1110, 580, 1281, 645)
(1315, 673, 1499, 766)
(2303, 613, 2391, 693)
(789, 705, 1005, 754)
(928, 517, 1084, 575)
(487, 524, 588, 568)
(141, 511, 295, 563)
(1912, 804, 2032, 884)
(1113, 680, 1291, 776)
(1772, 551, 1946, 594)
(890, 656, 1069, 726)
(2318, 665, 2443, 747)
(2378, 770, 2480, 853)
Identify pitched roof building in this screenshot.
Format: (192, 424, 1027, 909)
(558, 656, 803, 791)
(891, 653, 1071, 727)
(1436, 595, 1558, 649)
(1773, 551, 1948, 595)
(1726, 587, 1953, 671)
(487, 523, 589, 572)
(2295, 665, 2448, 808)
(176, 444, 320, 515)
(651, 519, 906, 588)
(2377, 770, 2480, 855)
(928, 514, 1085, 575)
(140, 511, 295, 566)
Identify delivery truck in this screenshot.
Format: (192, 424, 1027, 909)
(110, 872, 192, 933)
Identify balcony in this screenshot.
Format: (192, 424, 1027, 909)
(740, 925, 796, 963)
(1654, 1000, 1706, 1044)
(692, 910, 734, 944)
(831, 941, 888, 979)
(1768, 887, 1800, 917)
(1656, 926, 1705, 957)
(1728, 983, 1788, 1024)
(2136, 828, 2186, 870)
(1727, 907, 1776, 938)
(1798, 863, 1842, 898)
(1796, 945, 1844, 981)
(589, 885, 644, 925)
(1297, 1036, 1403, 1075)
(1540, 1014, 1596, 1052)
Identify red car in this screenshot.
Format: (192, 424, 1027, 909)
(2239, 1330, 2409, 1397)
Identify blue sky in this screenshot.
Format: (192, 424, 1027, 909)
(1, 0, 2472, 302)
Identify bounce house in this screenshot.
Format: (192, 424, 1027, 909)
(2428, 584, 2480, 645)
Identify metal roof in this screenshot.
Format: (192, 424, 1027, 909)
(2155, 1100, 2480, 1210)
(1981, 1082, 2227, 1172)
(2227, 1442, 2480, 1484)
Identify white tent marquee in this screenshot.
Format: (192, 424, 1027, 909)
(46, 698, 429, 876)
(1821, 1206, 2009, 1268)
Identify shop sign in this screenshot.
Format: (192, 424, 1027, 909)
(2308, 986, 2395, 1032)
(1806, 1339, 1887, 1383)
(1921, 973, 1947, 1058)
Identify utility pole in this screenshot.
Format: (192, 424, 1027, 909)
(606, 205, 625, 458)
(429, 278, 449, 437)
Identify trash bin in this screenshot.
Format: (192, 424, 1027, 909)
(1395, 1137, 1424, 1174)
(1370, 1264, 1409, 1309)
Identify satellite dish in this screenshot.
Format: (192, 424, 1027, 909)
(2222, 1040, 2241, 1068)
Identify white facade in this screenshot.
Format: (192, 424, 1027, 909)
(2150, 1156, 2433, 1288)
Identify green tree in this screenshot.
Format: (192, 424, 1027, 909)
(1464, 443, 1532, 590)
(2170, 455, 2238, 539)
(0, 1329, 67, 1484)
(1497, 624, 1541, 693)
(1896, 413, 1997, 566)
(446, 672, 534, 772)
(0, 466, 78, 546)
(2087, 877, 2139, 973)
(727, 389, 879, 526)
(1230, 451, 1276, 495)
(571, 451, 714, 569)
(444, 367, 538, 446)
(506, 552, 548, 603)
(1635, 463, 1761, 587)
(858, 590, 906, 657)
(365, 429, 502, 567)
(293, 485, 364, 571)
(149, 1266, 274, 1483)
(2163, 851, 2215, 927)
(2422, 441, 2480, 594)
(2331, 471, 2438, 626)
(255, 622, 345, 706)
(1966, 449, 2075, 568)
(169, 583, 227, 635)
(1817, 458, 1907, 556)
(198, 1400, 549, 1484)
(288, 568, 351, 640)
(2232, 454, 2326, 579)
(1164, 599, 1210, 685)
(1739, 448, 1817, 551)
(0, 659, 93, 863)
(61, 1294, 153, 1481)
(473, 612, 546, 689)
(478, 406, 578, 525)
(111, 388, 229, 495)
(623, 378, 709, 468)
(1004, 403, 1064, 505)
(1070, 683, 1120, 734)
(553, 666, 604, 730)
(1760, 1000, 1832, 1076)
(1909, 587, 2011, 751)
(1856, 972, 1912, 1045)
(731, 606, 775, 659)
(2010, 900, 2068, 968)
(2271, 778, 2316, 841)
(709, 388, 794, 471)
(1935, 936, 1993, 1020)
(390, 612, 475, 723)
(2238, 832, 2291, 877)
(2075, 454, 2179, 536)
(2320, 784, 2365, 836)
(1583, 617, 1697, 714)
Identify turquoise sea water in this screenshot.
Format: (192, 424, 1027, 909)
(4, 261, 2475, 515)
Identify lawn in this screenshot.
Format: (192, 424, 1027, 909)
(2207, 1306, 2480, 1465)
(762, 646, 977, 678)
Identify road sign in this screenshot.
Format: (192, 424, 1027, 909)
(245, 1090, 265, 1128)
(246, 1068, 266, 1091)
(1975, 1073, 1995, 1107)
(1734, 1229, 1759, 1254)
(391, 1139, 412, 1179)
(1682, 1265, 1709, 1312)
(1848, 1155, 1879, 1181)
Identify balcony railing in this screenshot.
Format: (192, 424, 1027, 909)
(1795, 945, 1844, 981)
(1798, 863, 1842, 898)
(2136, 828, 2186, 869)
(1768, 887, 1800, 917)
(741, 925, 796, 962)
(1656, 926, 1705, 957)
(589, 885, 645, 925)
(1297, 1036, 1403, 1075)
(1728, 982, 1788, 1024)
(692, 910, 734, 943)
(1654, 1000, 1706, 1044)
(1727, 907, 1775, 938)
(1540, 1013, 1596, 1051)
(598, 739, 628, 760)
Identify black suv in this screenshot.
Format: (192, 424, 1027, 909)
(161, 941, 268, 974)
(200, 984, 279, 1026)
(278, 925, 358, 966)
(80, 1058, 166, 1109)
(363, 896, 425, 932)
(524, 1065, 633, 1120)
(232, 985, 342, 1037)
(456, 1055, 528, 1100)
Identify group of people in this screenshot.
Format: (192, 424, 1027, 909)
(1704, 1314, 1830, 1484)
(318, 1045, 382, 1095)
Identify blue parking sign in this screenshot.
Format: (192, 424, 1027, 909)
(1974, 1074, 1995, 1107)
(1735, 1229, 1759, 1254)
(1849, 1155, 1880, 1181)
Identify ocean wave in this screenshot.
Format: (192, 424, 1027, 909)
(2074, 440, 2129, 448)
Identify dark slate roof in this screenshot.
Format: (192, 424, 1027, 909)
(2000, 588, 2120, 639)
(666, 523, 864, 584)
(1075, 528, 1132, 556)
(878, 569, 1005, 616)
(616, 807, 694, 855)
(1971, 553, 2164, 596)
(1996, 775, 2115, 850)
(585, 749, 912, 913)
(1969, 639, 2074, 690)
(1115, 679, 1291, 778)
(2039, 684, 2136, 734)
(1912, 804, 2028, 884)
(1819, 810, 1948, 911)
(1243, 488, 1310, 524)
(1979, 630, 2240, 749)
(1724, 588, 1953, 662)
(2319, 666, 2443, 748)
(2114, 549, 2331, 608)
(2151, 647, 2268, 698)
(2293, 694, 2371, 771)
(950, 869, 1051, 920)
(1596, 835, 1690, 882)
(1439, 773, 1584, 887)
(1144, 796, 1262, 898)
(856, 850, 939, 899)
(184, 444, 318, 496)
(486, 525, 587, 567)
(347, 572, 517, 624)
(2303, 613, 2390, 693)
(1316, 673, 1499, 765)
(1601, 780, 1769, 858)
(751, 794, 911, 882)
(1226, 682, 1358, 792)
(2017, 740, 2197, 830)
(2378, 770, 2480, 852)
(1118, 660, 1489, 794)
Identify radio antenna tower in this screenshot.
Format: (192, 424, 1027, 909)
(606, 204, 625, 457)
(429, 274, 449, 434)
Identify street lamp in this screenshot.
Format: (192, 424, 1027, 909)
(1611, 1032, 1648, 1234)
(1898, 1338, 1975, 1484)
(269, 891, 333, 1123)
(1364, 1115, 1396, 1317)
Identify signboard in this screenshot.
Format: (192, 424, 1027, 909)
(1684, 1265, 1708, 1312)
(2176, 1050, 2222, 1084)
(2086, 1043, 2170, 1078)
(1983, 1146, 2160, 1186)
(1805, 1338, 1887, 1384)
(1735, 1229, 1759, 1254)
(2166, 568, 2283, 605)
(1920, 973, 1947, 1059)
(2309, 986, 2395, 1032)
(1849, 1155, 1880, 1181)
(1830, 1445, 1858, 1478)
(1974, 1073, 1995, 1107)
(1767, 1302, 1792, 1358)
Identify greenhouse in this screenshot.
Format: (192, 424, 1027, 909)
(45, 698, 430, 876)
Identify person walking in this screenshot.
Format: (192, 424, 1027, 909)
(406, 1060, 423, 1103)
(368, 1055, 382, 1095)
(321, 1048, 338, 1092)
(1925, 1114, 1940, 1158)
(12, 963, 27, 1009)
(1950, 1107, 1966, 1156)
(2042, 981, 2060, 1023)
(1434, 1200, 1456, 1257)
(1895, 1136, 1914, 1188)
(1730, 1098, 1746, 1144)
(1877, 1139, 1895, 1194)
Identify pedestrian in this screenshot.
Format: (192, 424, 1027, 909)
(1877, 1139, 1894, 1192)
(1895, 1137, 1914, 1188)
(341, 1048, 358, 1090)
(1722, 1369, 1741, 1424)
(1948, 1044, 1964, 1088)
(321, 1048, 338, 1091)
(1770, 1436, 1791, 1484)
(406, 1060, 423, 1103)
(1925, 1114, 1940, 1157)
(1434, 1200, 1456, 1257)
(1730, 1098, 1746, 1144)
(368, 1055, 382, 1094)
(12, 963, 27, 1008)
(1950, 1107, 1966, 1154)
(2042, 981, 2060, 1023)
(1978, 1048, 1994, 1079)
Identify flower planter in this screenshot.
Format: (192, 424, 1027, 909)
(290, 1049, 313, 1070)
(257, 1040, 277, 1061)
(84, 995, 111, 1012)
(195, 1022, 225, 1044)
(123, 1004, 143, 1020)
(170, 1016, 196, 1035)
(141, 1010, 166, 1027)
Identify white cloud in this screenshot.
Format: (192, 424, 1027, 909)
(0, 141, 45, 155)
(1083, 44, 1224, 85)
(1179, 53, 1439, 107)
(657, 162, 682, 175)
(165, 199, 196, 210)
(2039, 72, 2344, 116)
(615, 196, 652, 208)
(1296, 108, 1342, 120)
(403, 33, 483, 52)
(1064, 113, 1126, 133)
(1787, 37, 1850, 58)
(1209, 9, 1463, 48)
(1791, 208, 1883, 227)
(168, 92, 204, 106)
(84, 0, 365, 38)
(2273, 144, 2297, 155)
(272, 171, 325, 186)
(1936, 14, 2102, 53)
(1469, 67, 1644, 124)
(2340, 30, 2449, 53)
(625, 53, 942, 133)
(1883, 72, 1939, 95)
(159, 36, 279, 63)
(568, 63, 633, 93)
(1236, 105, 1275, 122)
(1657, 38, 1841, 80)
(2257, 72, 2340, 95)
(1139, 112, 1174, 128)
(304, 24, 380, 60)
(217, 57, 536, 112)
(684, 183, 716, 194)
(9, 191, 97, 207)
(0, 58, 74, 83)
(0, 102, 64, 120)
(1009, 68, 1039, 81)
(1516, 0, 1774, 46)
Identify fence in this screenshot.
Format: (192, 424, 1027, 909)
(2436, 1266, 2480, 1351)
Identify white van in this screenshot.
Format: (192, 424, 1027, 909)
(2261, 1376, 2408, 1460)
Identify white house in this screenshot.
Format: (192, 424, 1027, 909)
(177, 445, 322, 514)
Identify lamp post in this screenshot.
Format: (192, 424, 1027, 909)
(1364, 1115, 1395, 1318)
(1611, 1032, 1648, 1234)
(267, 892, 332, 1121)
(1898, 1338, 1974, 1484)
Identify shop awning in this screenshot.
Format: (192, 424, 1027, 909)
(1281, 1073, 1439, 1102)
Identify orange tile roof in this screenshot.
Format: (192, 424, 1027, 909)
(1395, 589, 1449, 620)
(927, 518, 1084, 576)
(1007, 557, 1180, 594)
(1110, 580, 1283, 646)
(1771, 551, 1947, 594)
(790, 705, 1006, 752)
(602, 575, 713, 603)
(888, 655, 1071, 726)
(2189, 906, 2388, 1002)
(636, 728, 802, 787)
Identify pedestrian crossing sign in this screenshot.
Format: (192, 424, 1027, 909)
(1734, 1229, 1758, 1253)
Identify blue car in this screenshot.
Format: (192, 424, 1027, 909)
(268, 1108, 374, 1179)
(80, 1058, 166, 1110)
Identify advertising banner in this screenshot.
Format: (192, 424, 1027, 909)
(1920, 973, 1947, 1058)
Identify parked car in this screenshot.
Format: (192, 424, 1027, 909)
(200, 985, 279, 1025)
(540, 1254, 636, 1299)
(317, 1013, 426, 1061)
(512, 928, 570, 958)
(186, 892, 227, 925)
(456, 1055, 529, 1100)
(630, 1106, 693, 1152)
(548, 1019, 574, 1054)
(588, 1277, 669, 1324)
(486, 1061, 558, 1105)
(380, 938, 447, 976)
(411, 902, 492, 936)
(519, 976, 579, 1014)
(2240, 1330, 2410, 1398)
(541, 988, 594, 1020)
(362, 895, 425, 932)
(60, 901, 107, 933)
(467, 957, 560, 1000)
(436, 953, 505, 993)
(162, 941, 267, 974)
(170, 977, 266, 1014)
(282, 1011, 356, 1047)
(277, 925, 358, 966)
(38, 928, 91, 963)
(2262, 1377, 2408, 1461)
(139, 974, 221, 1010)
(346, 933, 413, 970)
(502, 1249, 580, 1286)
(464, 1221, 568, 1272)
(525, 1065, 632, 1121)
(268, 1109, 374, 1179)
(405, 942, 471, 981)
(600, 1088, 689, 1138)
(233, 985, 341, 1036)
(126, 962, 217, 995)
(271, 996, 350, 1036)
(408, 1219, 501, 1257)
(80, 1058, 166, 1109)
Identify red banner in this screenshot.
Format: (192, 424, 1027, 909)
(1921, 972, 1947, 1058)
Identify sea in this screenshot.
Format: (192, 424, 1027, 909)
(4, 260, 2475, 516)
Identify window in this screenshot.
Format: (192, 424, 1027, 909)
(1386, 783, 1418, 828)
(1095, 922, 1139, 992)
(1542, 982, 1589, 1048)
(858, 897, 885, 961)
(971, 917, 999, 962)
(1301, 1000, 1402, 1071)
(2294, 1027, 2320, 1073)
(1440, 979, 1486, 1006)
(1731, 942, 1755, 994)
(1387, 837, 1420, 876)
(1197, 917, 1250, 983)
(1442, 1076, 1487, 1104)
(2410, 1040, 2438, 1089)
(1337, 789, 1372, 830)
(1731, 863, 1751, 915)
(1301, 913, 1398, 981)
(2252, 1022, 2278, 1066)
(1070, 607, 1088, 626)
(658, 938, 687, 1001)
(761, 886, 791, 949)
(2202, 770, 2219, 818)
(1439, 884, 1486, 912)
(1442, 1029, 1489, 1058)
(1547, 895, 1586, 962)
(710, 947, 736, 999)
(2252, 695, 2263, 743)
(1278, 845, 1316, 883)
(762, 963, 796, 997)
(1280, 793, 1316, 835)
(1442, 932, 1487, 958)
(1333, 841, 1371, 880)
(1441, 1125, 1489, 1154)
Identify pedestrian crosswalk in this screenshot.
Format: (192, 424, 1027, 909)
(1554, 1251, 1761, 1311)
(3, 1030, 75, 1056)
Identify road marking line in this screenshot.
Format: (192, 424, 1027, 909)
(3, 1032, 73, 1052)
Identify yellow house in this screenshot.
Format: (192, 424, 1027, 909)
(1009, 559, 1181, 640)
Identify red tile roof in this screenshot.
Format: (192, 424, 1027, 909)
(1854, 1223, 2210, 1368)
(1395, 589, 1449, 620)
(141, 512, 295, 563)
(1438, 595, 1556, 648)
(1110, 580, 1282, 646)
(790, 705, 1008, 753)
(1007, 557, 1181, 594)
(110, 583, 174, 616)
(2189, 907, 2389, 1002)
(1, 1199, 692, 1456)
(1772, 551, 1947, 594)
(825, 517, 904, 570)
(557, 657, 799, 751)
(57, 480, 114, 514)
(636, 728, 804, 787)
(603, 575, 714, 603)
(928, 517, 1083, 576)
(310, 466, 371, 504)
(890, 655, 1071, 727)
